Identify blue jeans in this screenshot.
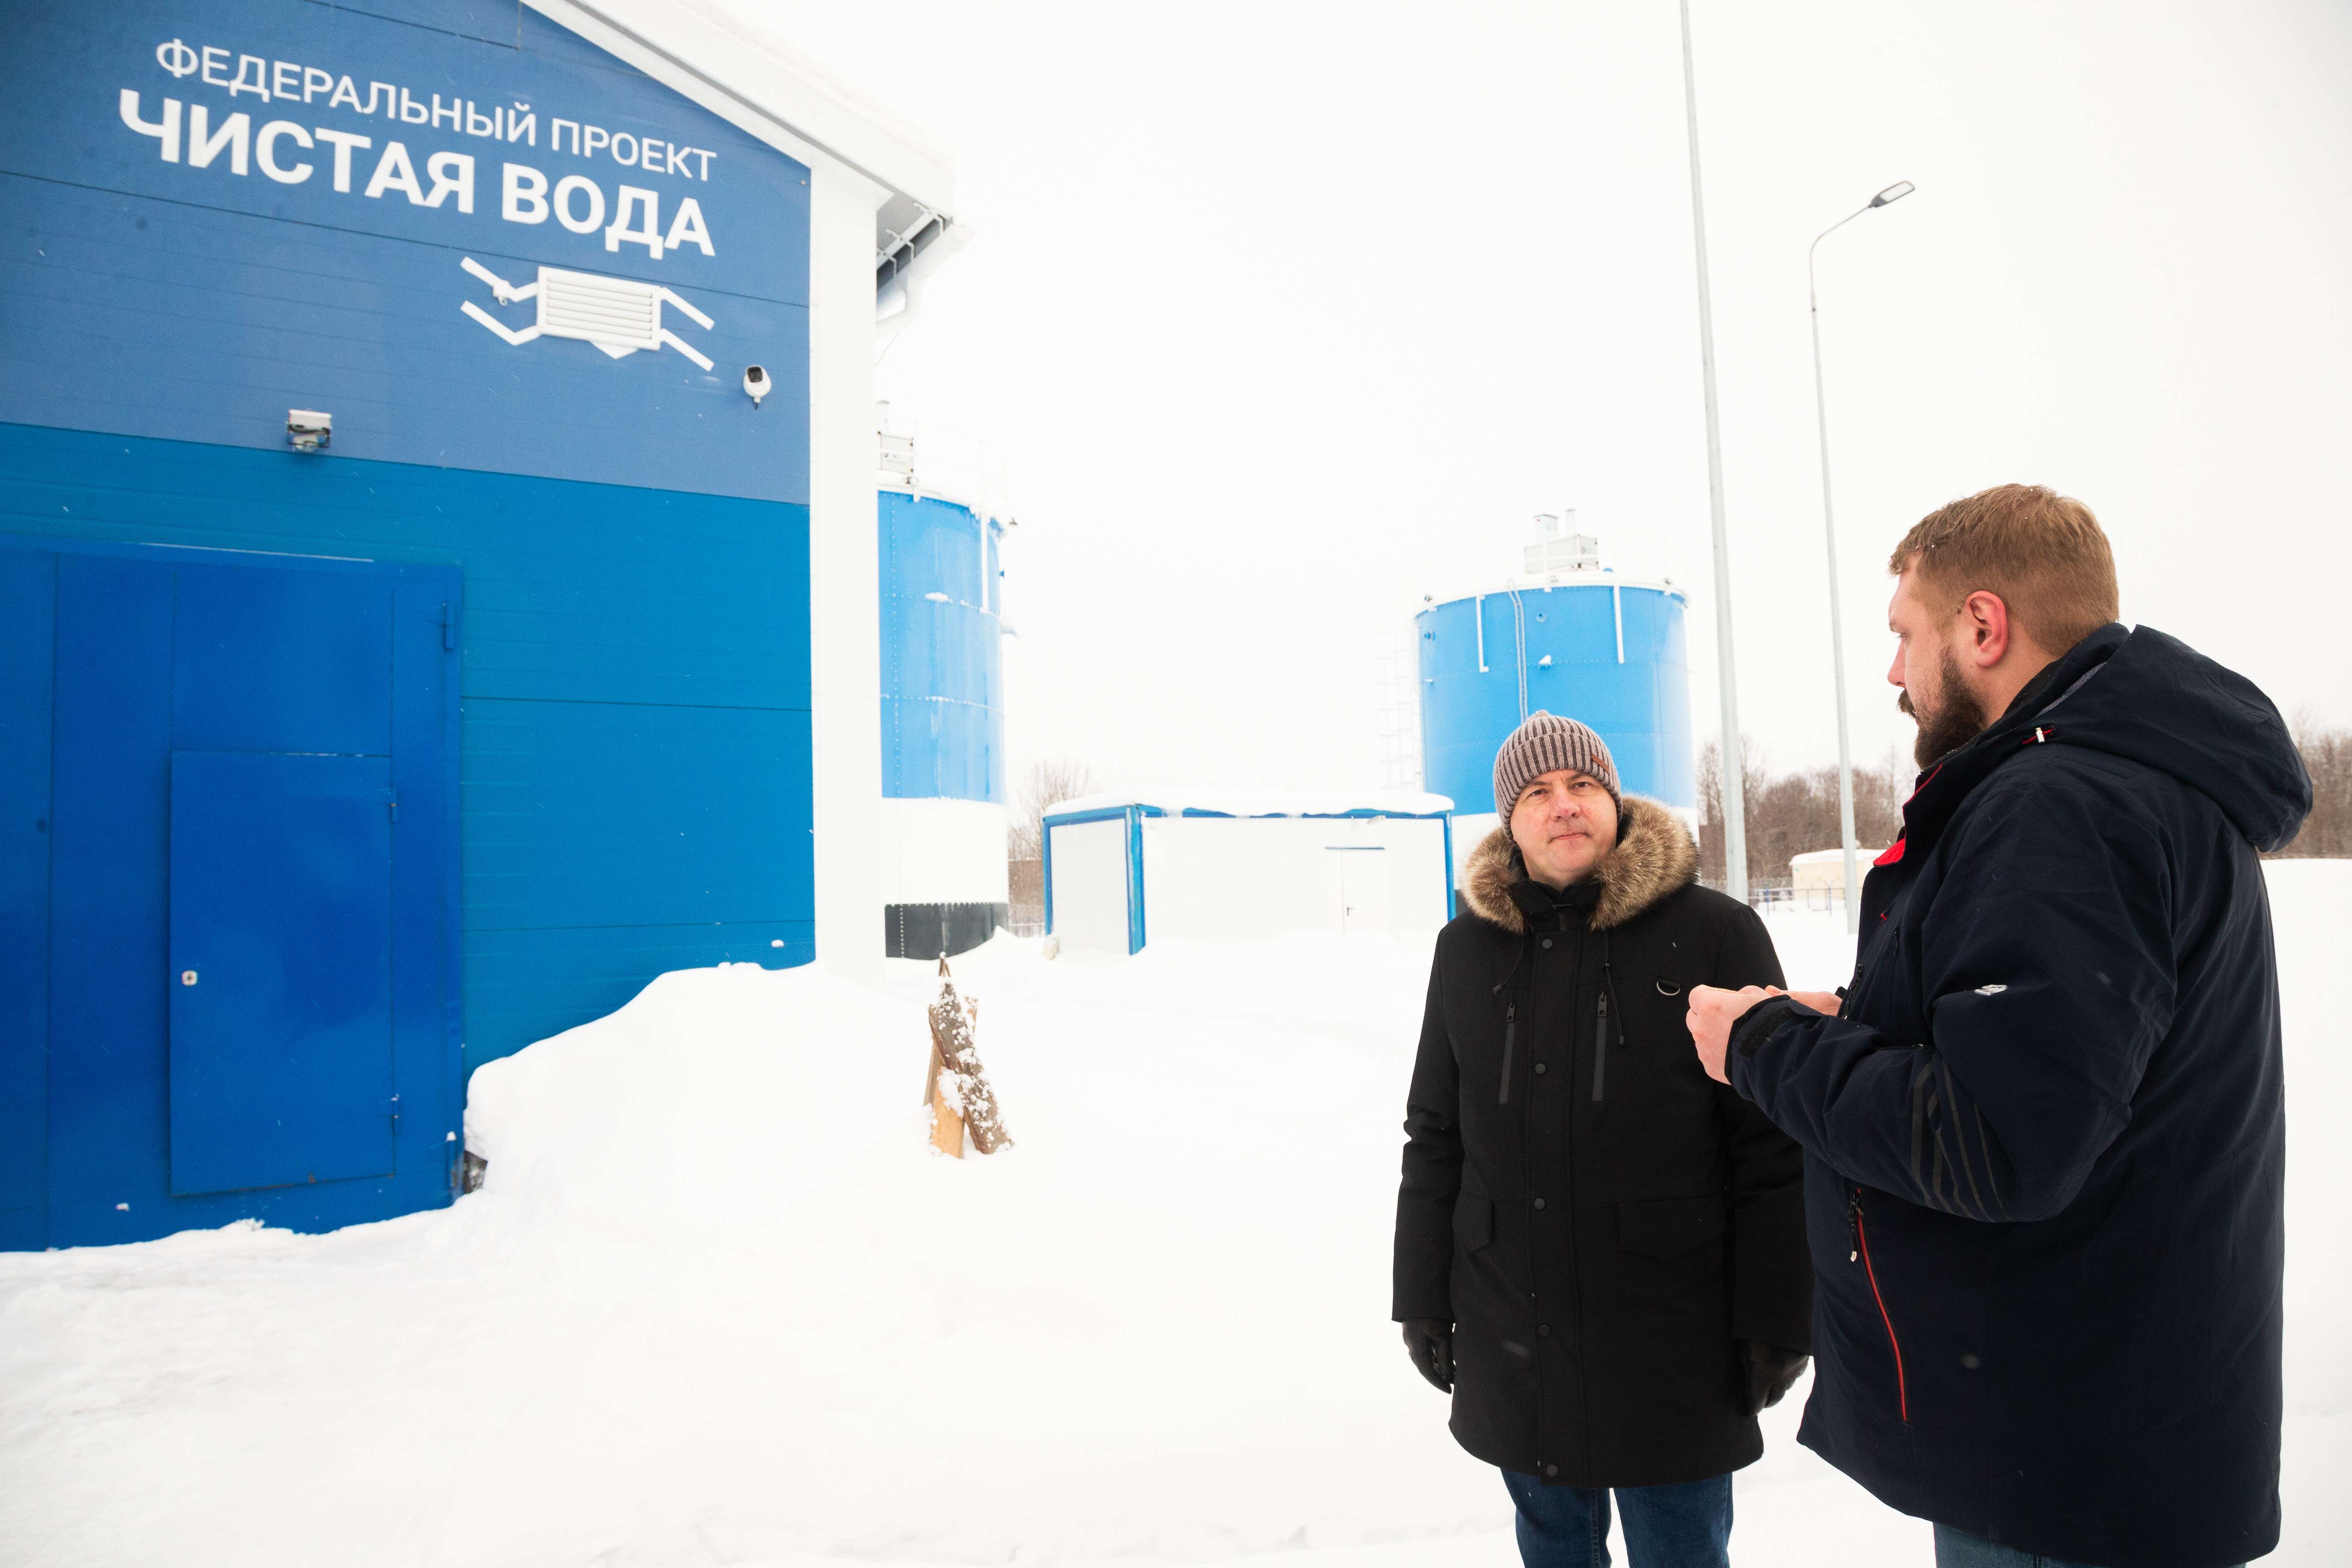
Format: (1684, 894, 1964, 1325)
(1932, 1522, 2242, 1568)
(1502, 1469, 1732, 1568)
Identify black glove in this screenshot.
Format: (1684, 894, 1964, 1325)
(1741, 1340, 1809, 1415)
(1401, 1318, 1454, 1393)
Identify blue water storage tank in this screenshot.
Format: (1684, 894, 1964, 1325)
(1419, 574, 1694, 821)
(877, 487, 1009, 957)
(879, 490, 1006, 804)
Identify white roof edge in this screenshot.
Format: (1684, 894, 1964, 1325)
(526, 0, 957, 213)
(876, 476, 1008, 527)
(1415, 574, 1689, 614)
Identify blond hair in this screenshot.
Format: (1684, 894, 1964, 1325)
(1888, 484, 2119, 655)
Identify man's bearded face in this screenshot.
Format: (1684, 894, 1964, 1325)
(1898, 642, 1989, 769)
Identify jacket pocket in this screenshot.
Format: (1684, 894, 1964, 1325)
(1616, 1195, 1726, 1259)
(1453, 1190, 1494, 1252)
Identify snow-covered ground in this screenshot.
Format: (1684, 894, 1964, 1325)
(3, 863, 2345, 1568)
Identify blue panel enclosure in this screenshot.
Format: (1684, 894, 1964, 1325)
(879, 490, 1005, 804)
(1418, 582, 1695, 813)
(169, 751, 397, 1196)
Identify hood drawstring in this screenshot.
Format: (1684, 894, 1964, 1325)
(1490, 925, 1533, 1000)
(1601, 931, 1626, 1048)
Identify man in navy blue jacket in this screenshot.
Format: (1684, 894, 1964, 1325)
(1685, 485, 2311, 1568)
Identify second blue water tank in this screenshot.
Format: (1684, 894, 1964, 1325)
(878, 489, 1006, 804)
(1418, 579, 1694, 817)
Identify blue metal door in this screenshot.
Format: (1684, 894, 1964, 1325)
(168, 752, 396, 1196)
(0, 533, 461, 1248)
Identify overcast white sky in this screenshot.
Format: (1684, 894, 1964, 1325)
(734, 0, 2351, 798)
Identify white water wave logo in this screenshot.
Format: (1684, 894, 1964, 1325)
(459, 257, 714, 370)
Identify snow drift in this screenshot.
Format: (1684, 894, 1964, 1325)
(463, 961, 921, 1239)
(0, 869, 2344, 1568)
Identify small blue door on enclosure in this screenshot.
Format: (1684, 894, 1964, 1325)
(168, 751, 396, 1197)
(0, 535, 461, 1250)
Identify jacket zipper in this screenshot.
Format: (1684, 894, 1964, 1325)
(1848, 1187, 1909, 1423)
(1591, 992, 1609, 1102)
(1496, 1001, 1516, 1105)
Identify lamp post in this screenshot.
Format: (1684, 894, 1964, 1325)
(1808, 179, 1914, 933)
(1676, 0, 1748, 901)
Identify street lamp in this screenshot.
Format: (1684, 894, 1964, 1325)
(1808, 179, 1914, 934)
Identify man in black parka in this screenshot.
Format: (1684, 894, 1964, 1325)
(1689, 485, 2311, 1568)
(1393, 714, 1813, 1568)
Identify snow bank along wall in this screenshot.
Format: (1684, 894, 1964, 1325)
(1418, 517, 1695, 883)
(1043, 796, 1456, 956)
(877, 482, 1009, 960)
(0, 0, 963, 1249)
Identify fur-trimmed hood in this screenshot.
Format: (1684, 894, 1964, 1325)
(1460, 795, 1698, 934)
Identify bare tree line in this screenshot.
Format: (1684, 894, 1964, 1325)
(1696, 739, 1907, 889)
(1007, 755, 1098, 862)
(1006, 756, 1098, 934)
(2274, 719, 2352, 859)
(1698, 720, 2352, 886)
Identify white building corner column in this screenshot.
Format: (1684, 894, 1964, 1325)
(807, 161, 887, 981)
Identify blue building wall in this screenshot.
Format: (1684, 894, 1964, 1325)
(0, 1, 809, 496)
(878, 490, 1005, 805)
(1419, 583, 1695, 815)
(0, 1, 816, 1247)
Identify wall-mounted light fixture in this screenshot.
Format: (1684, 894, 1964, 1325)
(287, 409, 332, 452)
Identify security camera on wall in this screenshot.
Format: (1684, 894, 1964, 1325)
(742, 365, 769, 408)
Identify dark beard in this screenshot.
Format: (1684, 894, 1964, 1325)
(1898, 646, 1990, 768)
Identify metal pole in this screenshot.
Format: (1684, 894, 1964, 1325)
(1806, 182, 1912, 933)
(1677, 0, 1745, 901)
(1806, 206, 1862, 931)
(1808, 222, 1863, 933)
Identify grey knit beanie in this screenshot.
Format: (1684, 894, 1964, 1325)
(1492, 711, 1622, 819)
